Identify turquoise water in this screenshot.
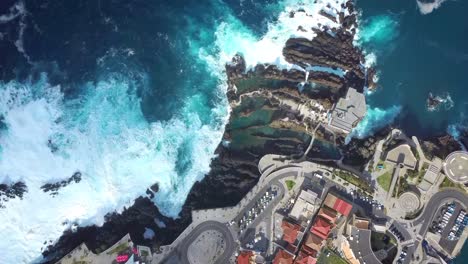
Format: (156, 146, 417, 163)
(355, 0, 468, 138)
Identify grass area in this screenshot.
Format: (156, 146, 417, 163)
(317, 248, 348, 264)
(377, 170, 393, 192)
(106, 242, 128, 255)
(285, 179, 296, 191)
(440, 177, 466, 192)
(334, 170, 373, 194)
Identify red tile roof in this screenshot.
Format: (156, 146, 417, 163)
(303, 233, 323, 253)
(273, 249, 294, 264)
(281, 220, 301, 244)
(300, 245, 318, 258)
(237, 251, 253, 264)
(333, 198, 352, 216)
(318, 207, 338, 223)
(310, 217, 332, 240)
(294, 255, 317, 264)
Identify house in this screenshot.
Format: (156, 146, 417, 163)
(294, 253, 318, 264)
(273, 249, 294, 264)
(310, 217, 332, 240)
(323, 193, 352, 217)
(303, 233, 324, 254)
(237, 251, 254, 264)
(281, 220, 301, 244)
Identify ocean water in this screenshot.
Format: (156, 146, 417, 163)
(1, 0, 466, 262)
(354, 0, 468, 139)
(0, 0, 353, 262)
(355, 1, 468, 260)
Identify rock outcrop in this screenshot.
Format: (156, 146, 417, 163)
(0, 181, 27, 208)
(40, 172, 82, 196)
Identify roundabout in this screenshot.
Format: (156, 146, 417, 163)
(444, 151, 468, 184)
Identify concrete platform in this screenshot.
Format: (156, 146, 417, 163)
(444, 151, 468, 184)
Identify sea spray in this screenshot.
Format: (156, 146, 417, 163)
(348, 105, 402, 141)
(356, 14, 399, 46)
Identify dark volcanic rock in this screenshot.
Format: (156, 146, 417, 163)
(40, 172, 82, 196)
(0, 181, 27, 208)
(42, 197, 191, 263)
(421, 134, 462, 160)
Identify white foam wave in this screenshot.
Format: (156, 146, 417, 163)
(417, 0, 447, 15)
(211, 0, 349, 71)
(348, 105, 401, 140)
(0, 72, 226, 263)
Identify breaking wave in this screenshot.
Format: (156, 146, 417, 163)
(417, 0, 447, 15)
(349, 105, 402, 139)
(0, 0, 356, 262)
(0, 72, 226, 263)
(356, 14, 399, 47)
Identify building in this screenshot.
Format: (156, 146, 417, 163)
(329, 87, 367, 134)
(273, 249, 294, 264)
(303, 233, 324, 253)
(310, 216, 333, 240)
(294, 252, 318, 264)
(323, 193, 352, 217)
(385, 144, 417, 170)
(317, 207, 337, 224)
(289, 190, 319, 223)
(418, 158, 442, 192)
(281, 220, 302, 244)
(340, 240, 360, 264)
(237, 251, 254, 264)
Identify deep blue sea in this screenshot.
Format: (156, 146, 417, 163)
(0, 0, 467, 262)
(355, 0, 468, 140)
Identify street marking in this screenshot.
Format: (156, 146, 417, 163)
(450, 169, 454, 176)
(460, 176, 467, 180)
(462, 156, 468, 160)
(450, 157, 455, 164)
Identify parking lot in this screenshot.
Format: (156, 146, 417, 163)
(430, 201, 467, 254)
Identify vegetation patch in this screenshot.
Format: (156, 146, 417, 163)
(285, 180, 296, 191)
(377, 170, 393, 192)
(440, 177, 466, 192)
(406, 162, 428, 184)
(317, 248, 348, 264)
(334, 169, 373, 194)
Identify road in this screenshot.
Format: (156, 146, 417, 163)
(161, 221, 235, 264)
(412, 188, 468, 236)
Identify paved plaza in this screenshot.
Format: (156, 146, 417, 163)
(398, 192, 420, 214)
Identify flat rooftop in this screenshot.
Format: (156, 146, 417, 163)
(329, 88, 366, 133)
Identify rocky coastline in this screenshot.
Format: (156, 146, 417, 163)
(40, 1, 465, 263)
